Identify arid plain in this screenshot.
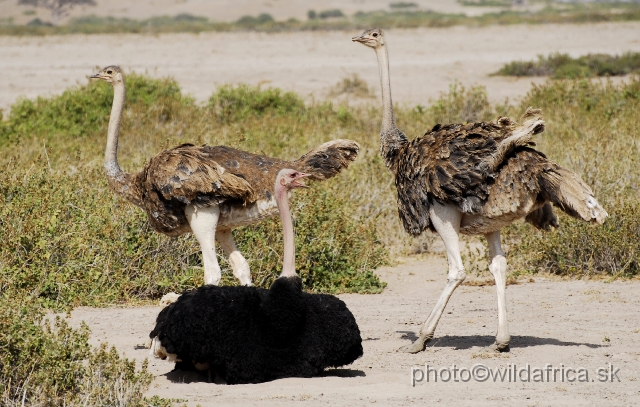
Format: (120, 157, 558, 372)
(3, 14, 640, 407)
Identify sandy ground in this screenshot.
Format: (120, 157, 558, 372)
(69, 257, 640, 406)
(2, 22, 640, 114)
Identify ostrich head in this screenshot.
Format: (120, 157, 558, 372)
(277, 169, 311, 191)
(352, 28, 385, 49)
(90, 65, 124, 85)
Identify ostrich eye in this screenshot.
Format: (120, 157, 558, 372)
(372, 33, 378, 37)
(107, 70, 113, 74)
(290, 173, 296, 178)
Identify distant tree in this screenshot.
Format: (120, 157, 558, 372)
(17, 0, 96, 25)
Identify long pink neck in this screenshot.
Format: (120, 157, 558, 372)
(275, 181, 296, 277)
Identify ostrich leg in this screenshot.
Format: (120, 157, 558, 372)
(485, 230, 510, 352)
(216, 229, 252, 286)
(399, 202, 467, 353)
(185, 204, 222, 286)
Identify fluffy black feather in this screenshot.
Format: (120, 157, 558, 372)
(149, 276, 363, 384)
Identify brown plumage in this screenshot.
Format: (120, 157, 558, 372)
(131, 141, 359, 236)
(91, 66, 359, 287)
(353, 28, 607, 354)
(392, 109, 549, 236)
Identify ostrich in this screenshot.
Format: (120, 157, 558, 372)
(90, 66, 359, 289)
(149, 169, 363, 384)
(352, 28, 607, 353)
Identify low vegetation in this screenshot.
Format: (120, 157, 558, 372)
(0, 75, 389, 309)
(328, 74, 374, 98)
(503, 77, 640, 278)
(458, 0, 515, 7)
(494, 52, 640, 78)
(3, 2, 640, 35)
(1, 72, 638, 404)
(0, 296, 155, 406)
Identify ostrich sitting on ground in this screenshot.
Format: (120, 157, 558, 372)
(90, 66, 359, 289)
(353, 28, 607, 353)
(148, 169, 363, 384)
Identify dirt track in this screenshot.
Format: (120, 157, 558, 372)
(2, 22, 640, 114)
(69, 257, 640, 406)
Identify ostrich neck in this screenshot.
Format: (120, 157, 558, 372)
(375, 44, 407, 170)
(105, 81, 125, 178)
(104, 81, 144, 207)
(376, 44, 396, 133)
(276, 185, 296, 277)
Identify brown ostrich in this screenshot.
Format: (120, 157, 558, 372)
(90, 66, 359, 289)
(352, 29, 607, 353)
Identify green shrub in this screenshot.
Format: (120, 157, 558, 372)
(494, 52, 640, 78)
(509, 202, 640, 278)
(227, 185, 388, 293)
(0, 159, 387, 307)
(0, 72, 189, 144)
(457, 0, 512, 6)
(236, 13, 275, 27)
(329, 74, 373, 98)
(318, 9, 345, 19)
(0, 165, 204, 307)
(426, 82, 496, 124)
(0, 296, 153, 406)
(208, 84, 306, 123)
(389, 2, 419, 9)
(0, 75, 389, 307)
(502, 77, 640, 278)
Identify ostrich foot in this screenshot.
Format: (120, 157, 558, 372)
(160, 292, 181, 306)
(398, 334, 433, 353)
(481, 342, 510, 354)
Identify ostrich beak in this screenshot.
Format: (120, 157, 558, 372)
(89, 73, 104, 80)
(351, 35, 366, 43)
(291, 172, 311, 188)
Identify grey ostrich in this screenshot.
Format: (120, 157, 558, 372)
(353, 29, 607, 353)
(90, 66, 359, 289)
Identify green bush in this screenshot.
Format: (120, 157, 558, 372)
(502, 77, 640, 278)
(236, 13, 275, 27)
(0, 296, 153, 406)
(389, 2, 419, 9)
(494, 52, 640, 78)
(426, 82, 496, 124)
(227, 185, 388, 293)
(0, 73, 388, 307)
(0, 73, 189, 143)
(208, 84, 306, 123)
(509, 202, 640, 278)
(318, 9, 345, 19)
(0, 162, 387, 307)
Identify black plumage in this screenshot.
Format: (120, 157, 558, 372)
(149, 277, 363, 384)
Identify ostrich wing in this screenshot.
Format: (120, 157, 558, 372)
(394, 121, 513, 236)
(144, 144, 259, 207)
